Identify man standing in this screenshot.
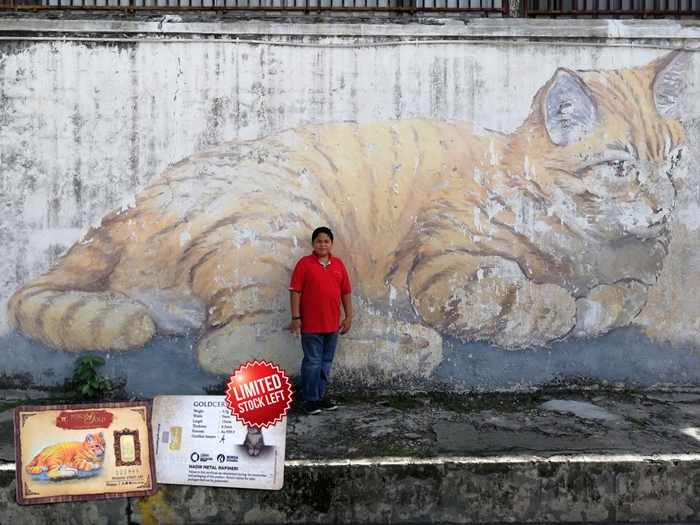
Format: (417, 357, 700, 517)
(289, 227, 352, 415)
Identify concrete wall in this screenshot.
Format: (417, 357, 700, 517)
(2, 17, 700, 396)
(4, 457, 700, 523)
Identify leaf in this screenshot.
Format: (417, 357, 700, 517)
(72, 355, 112, 400)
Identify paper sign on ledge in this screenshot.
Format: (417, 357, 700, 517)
(14, 402, 157, 505)
(152, 395, 286, 490)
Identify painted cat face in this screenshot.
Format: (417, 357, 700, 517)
(543, 51, 688, 240)
(85, 432, 106, 461)
(577, 138, 683, 238)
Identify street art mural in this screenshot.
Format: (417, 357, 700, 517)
(5, 50, 690, 387)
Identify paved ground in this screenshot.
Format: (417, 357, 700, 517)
(4, 387, 700, 463)
(284, 389, 700, 460)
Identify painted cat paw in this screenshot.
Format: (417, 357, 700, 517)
(410, 256, 522, 339)
(196, 310, 443, 379)
(48, 467, 78, 479)
(335, 311, 443, 378)
(8, 289, 155, 352)
(491, 281, 576, 348)
(129, 289, 206, 336)
(195, 314, 300, 376)
(573, 281, 649, 339)
(410, 255, 575, 348)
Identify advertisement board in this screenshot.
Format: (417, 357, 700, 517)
(152, 395, 286, 490)
(14, 402, 157, 505)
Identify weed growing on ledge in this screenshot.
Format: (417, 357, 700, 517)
(0, 400, 25, 413)
(73, 355, 113, 399)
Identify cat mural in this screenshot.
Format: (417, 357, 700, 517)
(25, 432, 106, 480)
(6, 51, 689, 378)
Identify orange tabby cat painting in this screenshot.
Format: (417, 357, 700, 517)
(4, 50, 691, 384)
(25, 432, 106, 481)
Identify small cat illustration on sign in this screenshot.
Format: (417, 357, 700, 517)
(6, 51, 689, 377)
(25, 432, 106, 480)
(243, 427, 265, 457)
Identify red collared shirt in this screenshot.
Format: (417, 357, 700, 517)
(289, 253, 352, 333)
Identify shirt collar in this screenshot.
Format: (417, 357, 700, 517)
(312, 252, 332, 266)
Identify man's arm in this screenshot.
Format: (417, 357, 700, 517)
(339, 292, 352, 335)
(290, 290, 302, 337)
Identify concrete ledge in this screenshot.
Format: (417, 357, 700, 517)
(140, 456, 700, 523)
(2, 455, 700, 523)
(0, 471, 130, 525)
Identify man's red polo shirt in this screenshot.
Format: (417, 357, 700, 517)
(289, 253, 352, 334)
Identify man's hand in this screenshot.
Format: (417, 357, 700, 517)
(290, 319, 302, 337)
(339, 317, 352, 335)
(340, 293, 352, 335)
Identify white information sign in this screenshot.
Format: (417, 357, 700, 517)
(152, 396, 285, 490)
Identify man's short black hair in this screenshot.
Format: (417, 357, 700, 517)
(312, 227, 333, 242)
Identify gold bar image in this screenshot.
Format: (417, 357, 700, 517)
(120, 434, 137, 463)
(169, 426, 182, 451)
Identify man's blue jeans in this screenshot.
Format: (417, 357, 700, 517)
(300, 332, 339, 402)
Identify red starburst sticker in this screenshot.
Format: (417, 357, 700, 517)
(225, 360, 294, 429)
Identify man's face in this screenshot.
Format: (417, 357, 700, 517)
(312, 233, 333, 258)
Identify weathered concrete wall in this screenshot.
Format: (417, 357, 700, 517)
(3, 457, 700, 523)
(2, 17, 700, 396)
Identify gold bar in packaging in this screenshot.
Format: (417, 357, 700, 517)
(120, 434, 137, 463)
(169, 426, 182, 451)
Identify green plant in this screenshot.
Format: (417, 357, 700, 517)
(386, 395, 423, 410)
(626, 417, 649, 429)
(73, 355, 113, 399)
(0, 400, 25, 413)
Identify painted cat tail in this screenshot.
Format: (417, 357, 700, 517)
(7, 284, 155, 352)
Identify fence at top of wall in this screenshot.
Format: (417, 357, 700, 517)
(0, 0, 506, 14)
(0, 0, 698, 20)
(2, 0, 700, 18)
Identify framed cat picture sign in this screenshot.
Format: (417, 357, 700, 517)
(14, 402, 157, 505)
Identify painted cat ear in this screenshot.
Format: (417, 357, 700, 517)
(653, 50, 689, 117)
(86, 434, 94, 443)
(544, 69, 597, 147)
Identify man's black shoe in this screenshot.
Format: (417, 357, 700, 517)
(303, 400, 321, 415)
(317, 398, 338, 411)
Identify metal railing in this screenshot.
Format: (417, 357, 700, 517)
(0, 0, 505, 14)
(3, 0, 695, 18)
(526, 0, 700, 17)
